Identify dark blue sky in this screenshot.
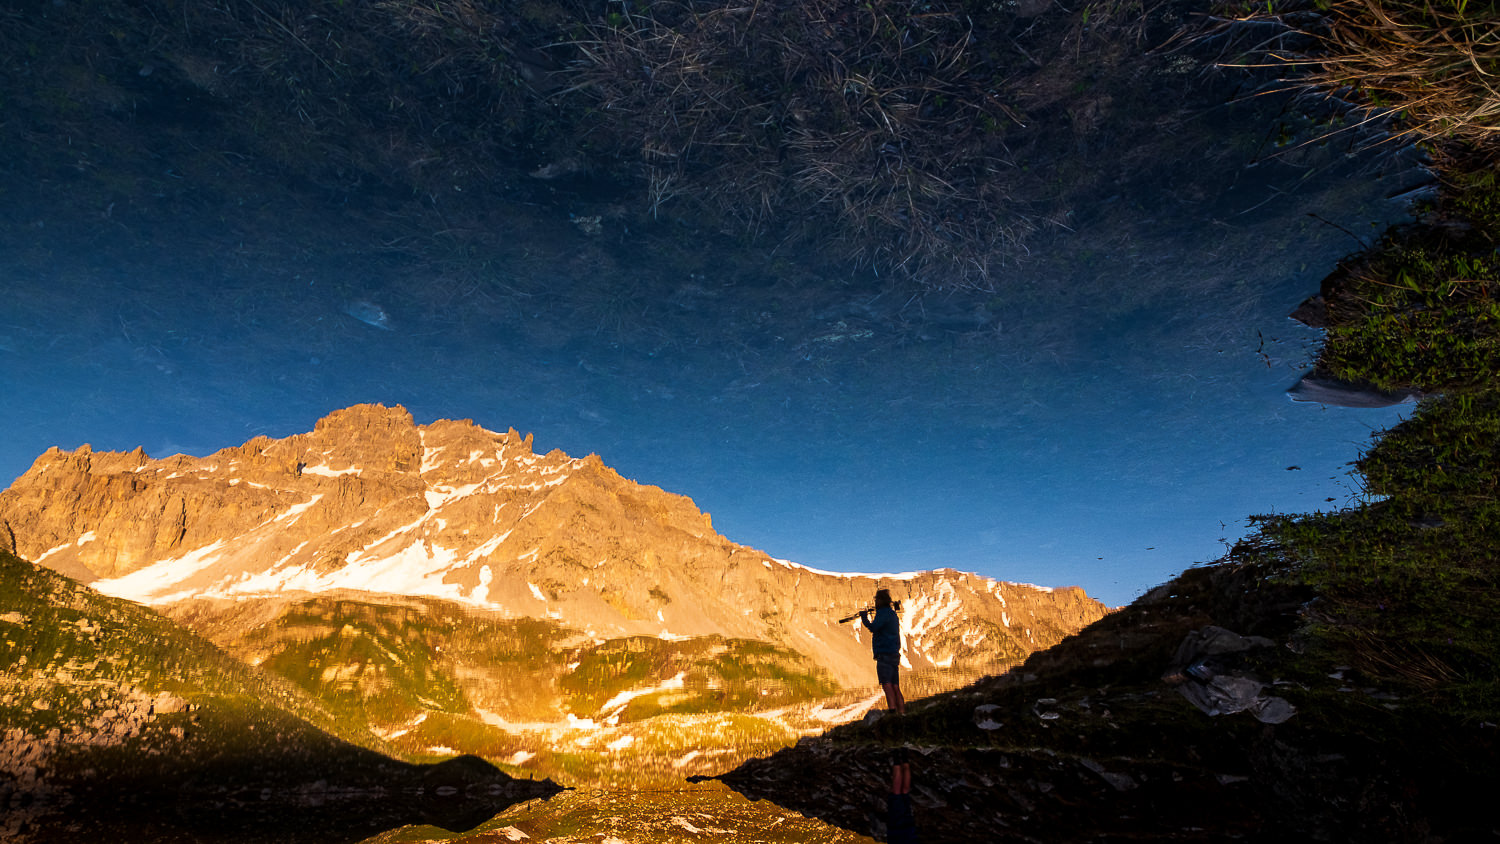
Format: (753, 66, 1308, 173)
(1, 147, 1418, 607)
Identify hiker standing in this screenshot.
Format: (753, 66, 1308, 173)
(860, 588, 905, 714)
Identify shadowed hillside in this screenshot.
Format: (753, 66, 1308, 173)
(0, 548, 560, 842)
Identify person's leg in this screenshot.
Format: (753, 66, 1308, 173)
(877, 655, 904, 712)
(880, 680, 906, 714)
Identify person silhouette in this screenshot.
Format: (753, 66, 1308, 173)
(859, 589, 905, 714)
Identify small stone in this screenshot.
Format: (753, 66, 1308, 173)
(974, 704, 1004, 730)
(1216, 773, 1250, 785)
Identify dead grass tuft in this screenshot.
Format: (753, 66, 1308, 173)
(565, 0, 1036, 289)
(1206, 0, 1500, 145)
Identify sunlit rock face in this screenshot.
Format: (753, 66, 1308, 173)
(0, 403, 1108, 689)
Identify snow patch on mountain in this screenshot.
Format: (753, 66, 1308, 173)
(302, 465, 361, 478)
(201, 538, 473, 603)
(36, 529, 98, 563)
(425, 481, 484, 509)
(95, 540, 230, 602)
(904, 580, 964, 640)
(772, 558, 922, 581)
(472, 565, 493, 602)
(598, 671, 687, 719)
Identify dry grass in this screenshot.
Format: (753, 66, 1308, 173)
(1209, 0, 1500, 145)
(565, 0, 1035, 288)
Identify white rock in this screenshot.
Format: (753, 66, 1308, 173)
(974, 704, 1004, 730)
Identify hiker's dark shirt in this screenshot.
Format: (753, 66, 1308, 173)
(862, 606, 900, 656)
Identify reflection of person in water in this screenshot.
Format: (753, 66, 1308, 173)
(887, 748, 917, 844)
(859, 589, 905, 714)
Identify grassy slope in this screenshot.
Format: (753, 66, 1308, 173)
(2, 549, 470, 794)
(2, 550, 563, 842)
(164, 595, 843, 787)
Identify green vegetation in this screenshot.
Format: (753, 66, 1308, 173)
(0, 549, 356, 741)
(209, 597, 575, 725)
(171, 596, 844, 786)
(254, 601, 475, 725)
(1209, 10, 1500, 737)
(0, 549, 414, 794)
(1251, 151, 1500, 725)
(1313, 153, 1500, 392)
(560, 635, 840, 718)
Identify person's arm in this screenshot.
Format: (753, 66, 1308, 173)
(860, 609, 874, 631)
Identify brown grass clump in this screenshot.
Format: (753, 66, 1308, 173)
(1211, 0, 1500, 145)
(566, 0, 1035, 288)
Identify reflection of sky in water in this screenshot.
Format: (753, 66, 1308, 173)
(0, 154, 1421, 610)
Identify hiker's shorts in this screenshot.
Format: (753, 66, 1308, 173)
(875, 652, 900, 684)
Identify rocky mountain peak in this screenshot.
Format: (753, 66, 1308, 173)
(305, 402, 423, 474)
(0, 406, 1109, 687)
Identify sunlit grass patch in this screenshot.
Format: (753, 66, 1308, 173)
(560, 636, 839, 720)
(1214, 0, 1500, 145)
(0, 549, 409, 793)
(516, 711, 804, 787)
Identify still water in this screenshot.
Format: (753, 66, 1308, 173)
(11, 783, 879, 844)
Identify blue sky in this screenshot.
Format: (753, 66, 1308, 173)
(1, 178, 1414, 608)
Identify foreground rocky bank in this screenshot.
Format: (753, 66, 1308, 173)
(718, 562, 1491, 841)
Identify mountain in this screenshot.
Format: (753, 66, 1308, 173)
(0, 403, 1109, 783)
(0, 403, 1107, 686)
(0, 547, 559, 843)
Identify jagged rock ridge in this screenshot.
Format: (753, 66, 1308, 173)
(0, 403, 1108, 688)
